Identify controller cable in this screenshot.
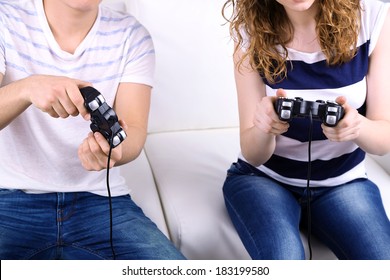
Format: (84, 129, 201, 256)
(106, 135, 116, 260)
(306, 109, 314, 260)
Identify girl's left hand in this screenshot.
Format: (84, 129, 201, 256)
(322, 96, 362, 142)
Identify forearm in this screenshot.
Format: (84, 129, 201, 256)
(114, 126, 147, 166)
(0, 79, 31, 130)
(112, 82, 151, 167)
(240, 126, 276, 167)
(355, 116, 390, 156)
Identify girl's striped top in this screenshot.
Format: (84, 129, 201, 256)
(239, 0, 389, 187)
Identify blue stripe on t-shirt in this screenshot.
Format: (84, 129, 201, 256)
(264, 41, 370, 90)
(263, 148, 366, 181)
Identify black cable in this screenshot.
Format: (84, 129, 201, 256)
(106, 136, 116, 260)
(306, 110, 313, 260)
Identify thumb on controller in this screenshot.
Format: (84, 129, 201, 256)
(276, 88, 287, 98)
(335, 96, 347, 106)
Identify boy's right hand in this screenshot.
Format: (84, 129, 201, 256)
(23, 75, 91, 120)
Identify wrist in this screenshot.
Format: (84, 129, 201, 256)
(16, 76, 34, 105)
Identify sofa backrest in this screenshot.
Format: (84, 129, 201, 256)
(125, 0, 239, 133)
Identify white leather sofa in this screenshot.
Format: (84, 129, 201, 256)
(104, 0, 390, 260)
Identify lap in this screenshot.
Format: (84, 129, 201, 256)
(310, 179, 390, 259)
(222, 161, 390, 260)
(222, 161, 305, 259)
(0, 190, 184, 260)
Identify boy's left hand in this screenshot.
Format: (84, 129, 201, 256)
(78, 120, 128, 171)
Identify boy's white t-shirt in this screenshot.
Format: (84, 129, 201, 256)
(0, 0, 155, 196)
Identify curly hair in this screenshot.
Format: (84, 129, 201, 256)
(223, 0, 362, 84)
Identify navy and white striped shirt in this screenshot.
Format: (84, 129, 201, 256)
(241, 0, 389, 187)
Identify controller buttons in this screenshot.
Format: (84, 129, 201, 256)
(280, 110, 291, 120)
(112, 130, 127, 147)
(87, 95, 105, 111)
(280, 101, 293, 119)
(327, 106, 338, 113)
(326, 115, 337, 126)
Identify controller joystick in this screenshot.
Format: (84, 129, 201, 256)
(275, 97, 344, 127)
(80, 86, 127, 148)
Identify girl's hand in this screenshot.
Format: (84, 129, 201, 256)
(322, 96, 362, 142)
(253, 88, 290, 135)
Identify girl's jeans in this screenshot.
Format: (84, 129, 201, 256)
(223, 159, 390, 260)
(0, 190, 185, 260)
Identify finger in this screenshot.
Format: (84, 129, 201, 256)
(272, 122, 289, 134)
(276, 88, 287, 98)
(323, 125, 353, 142)
(56, 94, 78, 117)
(51, 101, 71, 118)
(268, 102, 286, 123)
(93, 132, 111, 155)
(92, 133, 117, 168)
(255, 114, 289, 135)
(41, 106, 60, 118)
(66, 83, 91, 120)
(335, 96, 347, 105)
(76, 79, 93, 89)
(83, 133, 109, 170)
(78, 138, 99, 171)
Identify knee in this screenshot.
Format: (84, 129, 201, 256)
(249, 236, 305, 260)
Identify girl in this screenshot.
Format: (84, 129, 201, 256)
(222, 0, 390, 259)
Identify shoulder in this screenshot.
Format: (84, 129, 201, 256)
(360, 0, 389, 32)
(359, 0, 390, 53)
(363, 0, 390, 53)
(0, 0, 35, 14)
(0, 0, 37, 27)
(98, 5, 151, 37)
(97, 5, 154, 57)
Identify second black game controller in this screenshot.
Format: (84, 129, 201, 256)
(275, 97, 345, 127)
(80, 86, 127, 148)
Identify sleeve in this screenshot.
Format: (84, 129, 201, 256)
(120, 20, 155, 87)
(231, 25, 250, 53)
(362, 0, 390, 55)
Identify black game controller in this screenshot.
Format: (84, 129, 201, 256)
(275, 97, 345, 127)
(80, 86, 126, 148)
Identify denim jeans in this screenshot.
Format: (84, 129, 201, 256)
(223, 159, 390, 260)
(0, 189, 185, 260)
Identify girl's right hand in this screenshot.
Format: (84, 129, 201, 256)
(253, 88, 290, 136)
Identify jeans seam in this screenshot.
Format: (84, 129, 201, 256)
(224, 194, 261, 258)
(311, 226, 349, 260)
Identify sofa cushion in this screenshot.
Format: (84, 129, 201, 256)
(144, 128, 249, 259)
(127, 0, 239, 133)
(119, 150, 169, 237)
